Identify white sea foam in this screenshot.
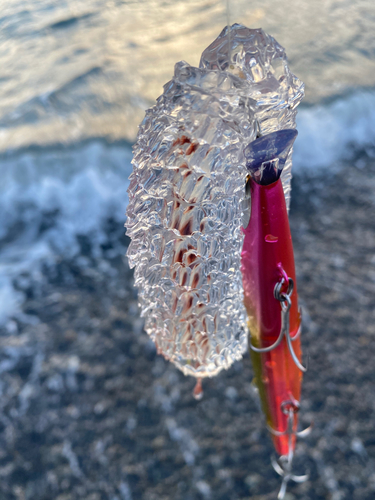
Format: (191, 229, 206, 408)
(295, 90, 375, 170)
(0, 141, 133, 325)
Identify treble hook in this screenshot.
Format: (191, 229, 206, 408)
(267, 400, 313, 438)
(249, 276, 307, 372)
(269, 403, 310, 499)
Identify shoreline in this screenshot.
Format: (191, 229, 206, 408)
(0, 157, 375, 499)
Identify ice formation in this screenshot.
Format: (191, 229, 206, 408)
(125, 24, 304, 377)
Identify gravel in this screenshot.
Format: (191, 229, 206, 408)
(1, 155, 375, 500)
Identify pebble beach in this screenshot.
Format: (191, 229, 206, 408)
(1, 151, 375, 499)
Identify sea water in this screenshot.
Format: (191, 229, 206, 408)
(1, 0, 375, 325)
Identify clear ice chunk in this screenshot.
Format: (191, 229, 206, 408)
(200, 24, 304, 205)
(126, 24, 304, 378)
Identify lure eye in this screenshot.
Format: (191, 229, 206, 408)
(244, 129, 298, 185)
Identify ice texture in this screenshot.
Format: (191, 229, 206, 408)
(126, 24, 304, 377)
(200, 24, 304, 206)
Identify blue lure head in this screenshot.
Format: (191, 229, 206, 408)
(244, 129, 298, 186)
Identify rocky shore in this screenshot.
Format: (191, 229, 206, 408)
(1, 153, 375, 500)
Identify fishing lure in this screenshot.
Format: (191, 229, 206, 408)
(126, 23, 305, 496)
(242, 129, 309, 497)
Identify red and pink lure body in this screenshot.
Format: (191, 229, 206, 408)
(241, 130, 304, 458)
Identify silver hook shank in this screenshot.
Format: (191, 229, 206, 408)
(249, 276, 307, 372)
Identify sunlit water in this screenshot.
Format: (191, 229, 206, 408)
(0, 0, 375, 324)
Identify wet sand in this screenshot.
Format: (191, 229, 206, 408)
(1, 155, 375, 500)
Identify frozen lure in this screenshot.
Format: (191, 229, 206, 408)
(243, 130, 310, 498)
(126, 24, 305, 495)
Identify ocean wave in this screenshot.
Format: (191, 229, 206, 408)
(0, 141, 132, 325)
(1, 89, 375, 325)
(295, 89, 375, 170)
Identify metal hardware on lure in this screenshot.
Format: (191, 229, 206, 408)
(250, 274, 307, 373)
(271, 404, 310, 500)
(241, 129, 307, 485)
